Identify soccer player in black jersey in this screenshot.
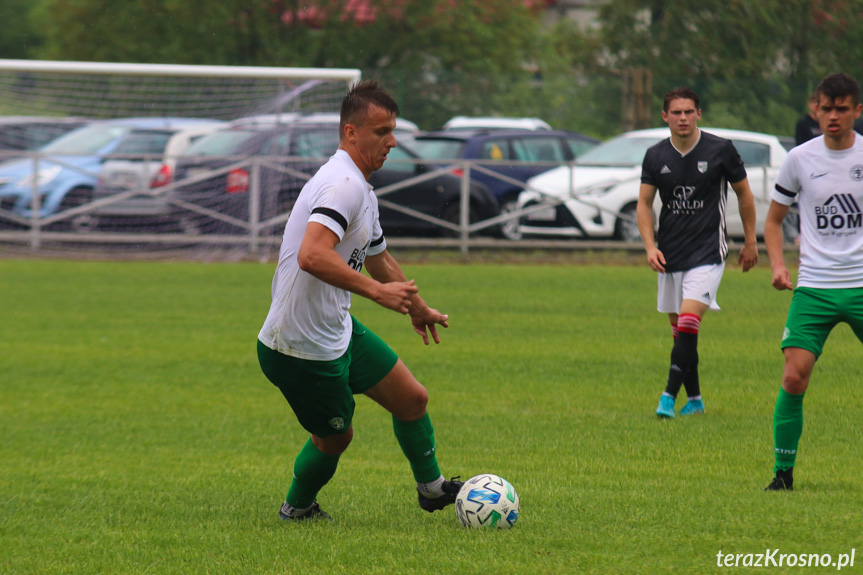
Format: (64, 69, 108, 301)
(637, 87, 759, 419)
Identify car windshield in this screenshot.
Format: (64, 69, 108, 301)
(576, 136, 662, 167)
(0, 122, 83, 151)
(291, 126, 339, 158)
(184, 129, 259, 156)
(410, 138, 466, 160)
(112, 130, 173, 156)
(41, 124, 128, 155)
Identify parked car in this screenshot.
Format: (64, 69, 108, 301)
(371, 143, 497, 236)
(0, 117, 220, 230)
(516, 127, 795, 242)
(410, 128, 600, 239)
(0, 116, 86, 157)
(169, 115, 332, 233)
(170, 114, 495, 236)
(91, 120, 227, 228)
(442, 116, 552, 131)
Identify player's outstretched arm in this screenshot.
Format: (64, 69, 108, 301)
(730, 178, 759, 272)
(365, 250, 449, 344)
(297, 223, 417, 313)
(764, 201, 793, 290)
(637, 183, 666, 273)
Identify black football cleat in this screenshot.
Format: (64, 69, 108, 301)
(418, 477, 464, 512)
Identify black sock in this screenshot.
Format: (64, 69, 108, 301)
(683, 360, 700, 399)
(664, 332, 698, 398)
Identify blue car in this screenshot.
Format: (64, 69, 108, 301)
(0, 117, 220, 229)
(410, 129, 599, 239)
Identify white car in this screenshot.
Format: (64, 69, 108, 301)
(442, 116, 552, 131)
(517, 127, 796, 242)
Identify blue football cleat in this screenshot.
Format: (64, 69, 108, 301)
(656, 394, 676, 418)
(679, 398, 705, 416)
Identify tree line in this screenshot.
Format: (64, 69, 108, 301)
(2, 0, 861, 139)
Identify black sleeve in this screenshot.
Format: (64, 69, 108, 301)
(641, 147, 657, 186)
(724, 140, 748, 184)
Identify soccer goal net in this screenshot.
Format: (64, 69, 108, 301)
(0, 59, 360, 261)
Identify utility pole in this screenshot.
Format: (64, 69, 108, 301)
(621, 67, 653, 131)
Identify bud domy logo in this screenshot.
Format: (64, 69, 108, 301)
(815, 194, 862, 230)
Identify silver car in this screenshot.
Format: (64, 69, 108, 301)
(92, 120, 226, 225)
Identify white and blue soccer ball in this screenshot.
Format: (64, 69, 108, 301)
(455, 473, 519, 529)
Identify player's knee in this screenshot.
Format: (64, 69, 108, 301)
(781, 370, 809, 394)
(313, 427, 353, 455)
(402, 383, 429, 420)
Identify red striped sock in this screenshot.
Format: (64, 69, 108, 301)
(678, 313, 701, 334)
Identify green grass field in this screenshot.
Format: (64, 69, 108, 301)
(1, 256, 860, 574)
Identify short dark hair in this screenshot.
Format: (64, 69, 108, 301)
(663, 87, 700, 112)
(815, 73, 860, 107)
(340, 80, 399, 135)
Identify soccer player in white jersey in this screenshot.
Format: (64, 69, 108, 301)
(637, 87, 759, 419)
(257, 80, 459, 520)
(764, 72, 863, 491)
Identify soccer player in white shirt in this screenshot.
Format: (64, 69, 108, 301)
(257, 81, 459, 519)
(764, 73, 863, 491)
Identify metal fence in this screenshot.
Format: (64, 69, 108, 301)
(0, 152, 790, 260)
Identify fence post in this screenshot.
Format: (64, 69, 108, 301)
(249, 159, 261, 254)
(460, 161, 470, 255)
(29, 155, 41, 251)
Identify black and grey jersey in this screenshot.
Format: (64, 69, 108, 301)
(641, 131, 747, 272)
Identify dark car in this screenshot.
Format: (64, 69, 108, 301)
(171, 115, 496, 236)
(370, 144, 497, 237)
(410, 129, 599, 239)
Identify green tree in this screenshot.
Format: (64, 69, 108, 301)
(594, 0, 863, 136)
(0, 0, 46, 58)
(21, 0, 863, 136)
(31, 0, 324, 66)
(310, 0, 550, 129)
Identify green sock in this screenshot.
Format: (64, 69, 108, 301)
(392, 413, 442, 483)
(286, 438, 340, 508)
(773, 388, 805, 473)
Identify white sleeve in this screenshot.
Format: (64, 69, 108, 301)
(770, 149, 801, 206)
(367, 193, 387, 256)
(307, 178, 364, 240)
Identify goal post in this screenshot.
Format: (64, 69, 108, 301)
(0, 59, 361, 119)
(0, 59, 361, 259)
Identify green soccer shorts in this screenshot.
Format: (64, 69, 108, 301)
(257, 316, 399, 437)
(781, 287, 863, 358)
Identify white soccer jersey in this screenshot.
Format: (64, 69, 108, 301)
(772, 135, 863, 288)
(258, 150, 387, 360)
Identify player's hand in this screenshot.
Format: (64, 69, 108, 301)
(411, 308, 449, 345)
(646, 247, 666, 273)
(738, 242, 758, 272)
(771, 266, 793, 291)
(407, 293, 449, 345)
(375, 280, 419, 314)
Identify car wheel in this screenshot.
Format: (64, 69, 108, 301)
(614, 203, 641, 243)
(54, 186, 94, 232)
(498, 199, 522, 241)
(68, 213, 98, 233)
(441, 202, 478, 237)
